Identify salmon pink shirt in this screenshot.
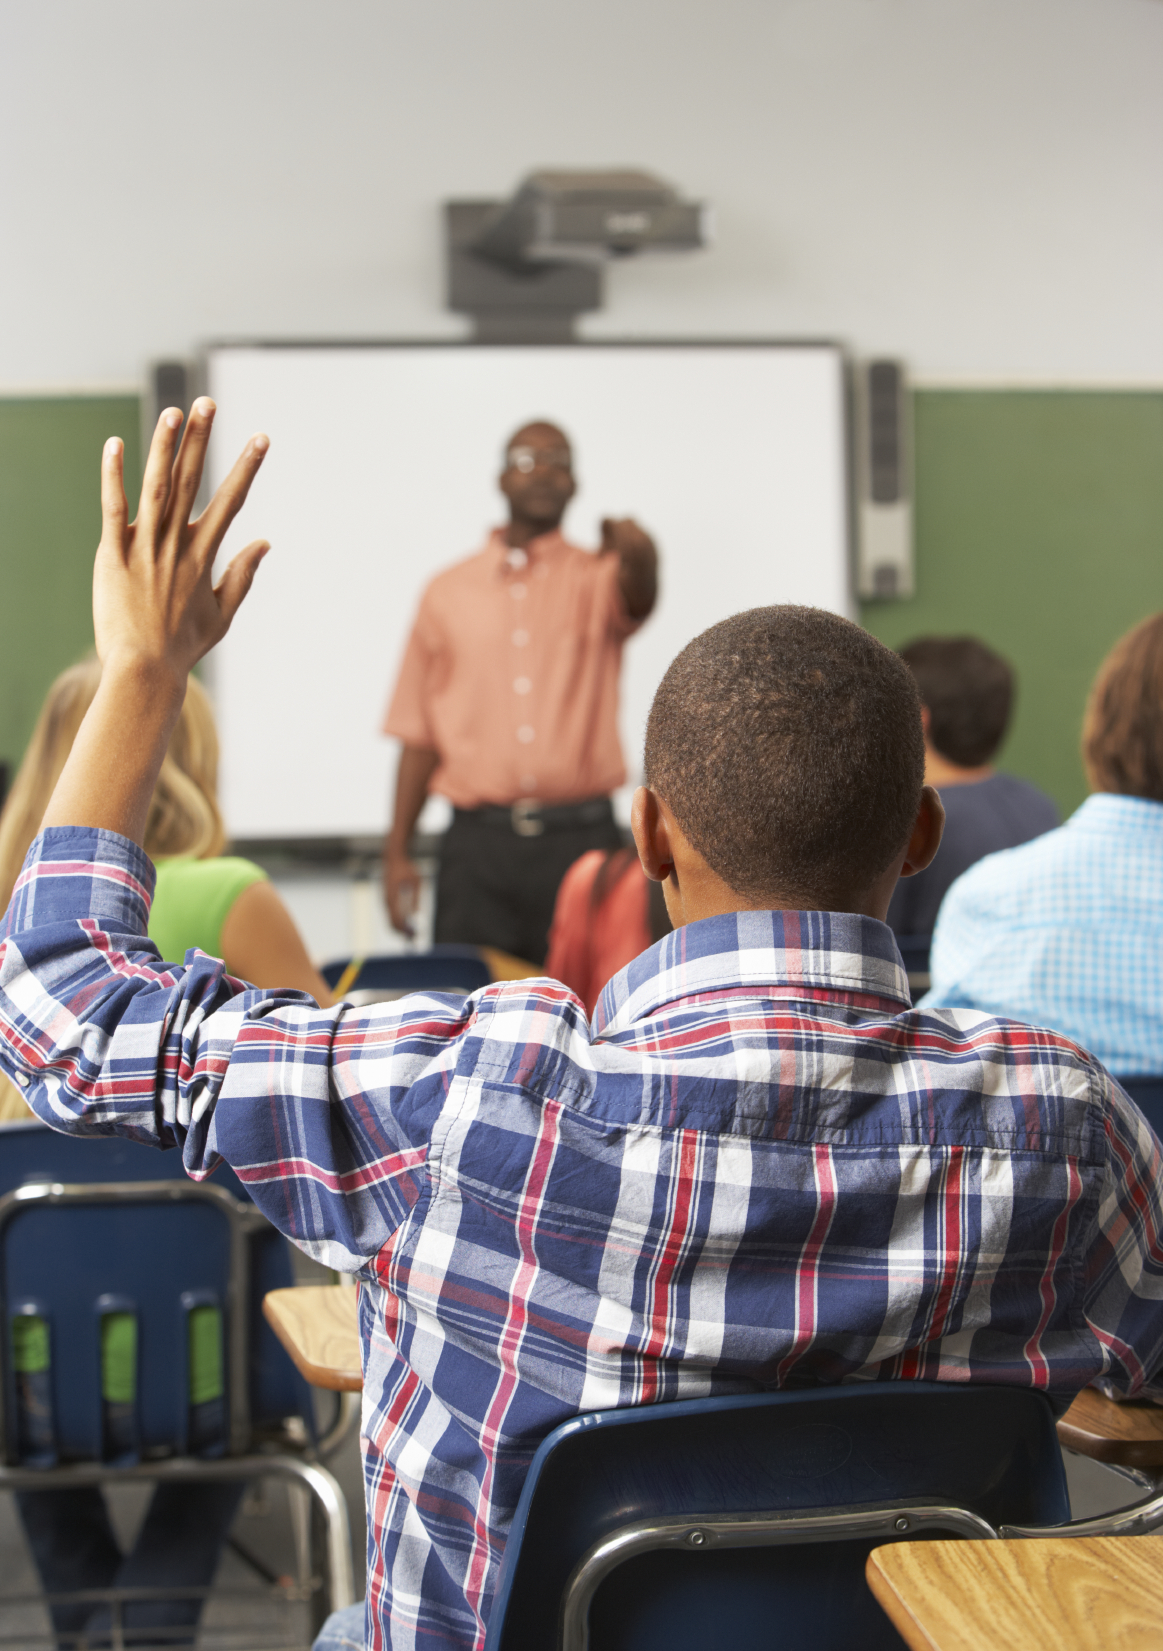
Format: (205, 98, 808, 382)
(383, 529, 641, 808)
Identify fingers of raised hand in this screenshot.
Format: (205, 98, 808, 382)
(213, 537, 270, 628)
(168, 397, 216, 525)
(193, 432, 270, 568)
(99, 437, 128, 554)
(135, 407, 185, 539)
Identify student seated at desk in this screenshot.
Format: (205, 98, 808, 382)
(0, 658, 331, 1646)
(925, 612, 1163, 1077)
(886, 636, 1057, 942)
(3, 402, 1163, 1651)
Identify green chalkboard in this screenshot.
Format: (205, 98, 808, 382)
(0, 397, 142, 780)
(862, 391, 1163, 817)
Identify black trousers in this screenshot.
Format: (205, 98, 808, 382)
(434, 800, 624, 966)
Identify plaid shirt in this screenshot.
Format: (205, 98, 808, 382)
(4, 827, 1163, 1651)
(926, 793, 1163, 1076)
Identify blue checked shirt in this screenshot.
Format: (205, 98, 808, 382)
(4, 827, 1163, 1651)
(925, 793, 1163, 1076)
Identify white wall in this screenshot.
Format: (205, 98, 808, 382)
(1, 0, 1160, 390)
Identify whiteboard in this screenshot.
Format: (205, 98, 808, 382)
(206, 344, 851, 840)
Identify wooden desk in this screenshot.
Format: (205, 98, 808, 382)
(263, 1285, 362, 1391)
(1057, 1387, 1163, 1469)
(867, 1536, 1163, 1651)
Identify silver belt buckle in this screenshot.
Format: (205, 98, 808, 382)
(511, 798, 545, 837)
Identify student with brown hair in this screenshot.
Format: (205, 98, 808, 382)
(926, 613, 1163, 1075)
(886, 636, 1057, 940)
(4, 403, 1163, 1651)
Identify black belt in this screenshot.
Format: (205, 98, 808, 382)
(453, 797, 614, 839)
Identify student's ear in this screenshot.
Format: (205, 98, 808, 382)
(631, 786, 675, 883)
(898, 784, 945, 878)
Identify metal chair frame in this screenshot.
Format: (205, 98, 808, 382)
(558, 1482, 1163, 1651)
(0, 1178, 356, 1628)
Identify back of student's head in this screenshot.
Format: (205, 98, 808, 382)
(1083, 612, 1163, 801)
(898, 636, 1013, 768)
(644, 606, 924, 907)
(0, 661, 226, 910)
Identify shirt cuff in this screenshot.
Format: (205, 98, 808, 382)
(3, 826, 156, 940)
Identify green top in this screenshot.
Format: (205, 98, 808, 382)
(148, 855, 268, 964)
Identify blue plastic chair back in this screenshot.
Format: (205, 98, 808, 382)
(0, 1121, 311, 1461)
(321, 945, 491, 995)
(485, 1382, 1069, 1651)
(1117, 1076, 1163, 1140)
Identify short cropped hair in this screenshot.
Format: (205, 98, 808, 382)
(1082, 612, 1163, 802)
(644, 606, 925, 904)
(899, 636, 1013, 768)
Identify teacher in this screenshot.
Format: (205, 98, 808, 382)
(381, 419, 658, 964)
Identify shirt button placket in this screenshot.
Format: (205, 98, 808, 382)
(511, 609, 534, 782)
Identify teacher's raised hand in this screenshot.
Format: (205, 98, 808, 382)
(43, 400, 271, 848)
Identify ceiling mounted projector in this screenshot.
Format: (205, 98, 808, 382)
(472, 169, 709, 267)
(446, 168, 710, 342)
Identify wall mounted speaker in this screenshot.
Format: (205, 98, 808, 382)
(855, 359, 913, 600)
(146, 359, 195, 427)
(143, 358, 209, 505)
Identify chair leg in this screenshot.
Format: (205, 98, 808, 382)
(316, 1390, 361, 1461)
(287, 1480, 314, 1593)
(260, 1458, 355, 1615)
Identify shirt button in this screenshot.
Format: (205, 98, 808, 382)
(506, 547, 529, 570)
(510, 583, 527, 600)
(16, 1071, 29, 1087)
(513, 677, 532, 695)
(512, 629, 529, 647)
(517, 725, 535, 744)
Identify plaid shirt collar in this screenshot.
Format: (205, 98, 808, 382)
(594, 908, 912, 1035)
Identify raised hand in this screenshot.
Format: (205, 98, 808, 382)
(42, 402, 271, 848)
(94, 398, 270, 685)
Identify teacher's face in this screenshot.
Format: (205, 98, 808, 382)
(499, 422, 576, 527)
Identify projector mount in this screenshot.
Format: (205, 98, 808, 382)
(446, 169, 709, 343)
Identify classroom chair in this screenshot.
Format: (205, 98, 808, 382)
(322, 944, 492, 999)
(482, 1381, 1163, 1651)
(0, 1120, 356, 1646)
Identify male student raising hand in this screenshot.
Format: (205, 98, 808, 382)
(44, 400, 270, 845)
(6, 405, 1163, 1651)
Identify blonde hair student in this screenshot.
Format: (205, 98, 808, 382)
(0, 658, 229, 900)
(0, 657, 331, 1120)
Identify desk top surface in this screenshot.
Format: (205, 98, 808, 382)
(263, 1283, 362, 1391)
(867, 1536, 1163, 1651)
(1056, 1386, 1163, 1467)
